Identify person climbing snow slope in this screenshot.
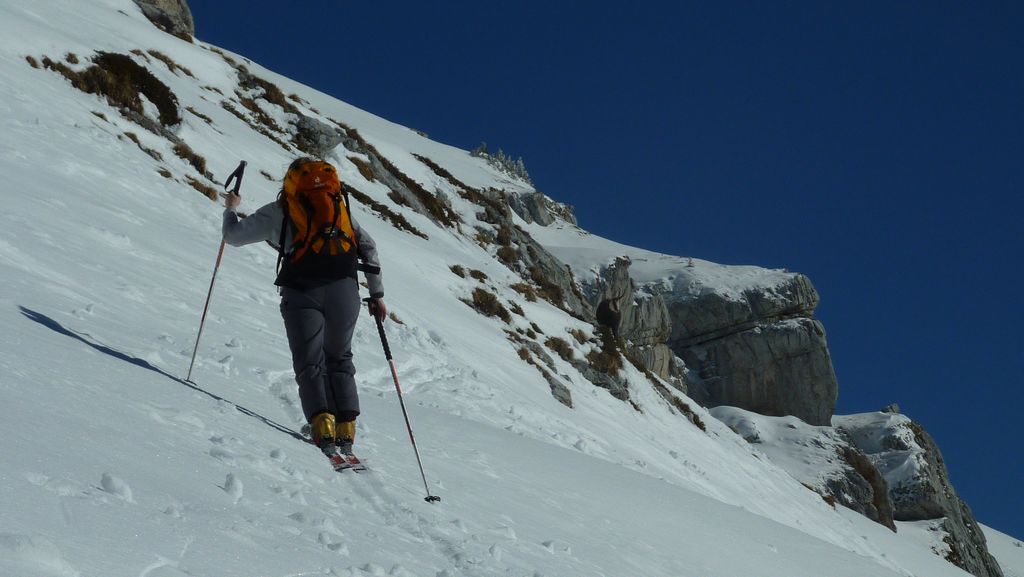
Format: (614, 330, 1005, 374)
(222, 157, 386, 471)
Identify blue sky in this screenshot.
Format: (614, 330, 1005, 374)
(191, 1, 1023, 537)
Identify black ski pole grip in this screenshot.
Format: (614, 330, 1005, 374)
(365, 298, 392, 360)
(224, 160, 247, 196)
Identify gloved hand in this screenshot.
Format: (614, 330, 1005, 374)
(367, 297, 388, 320)
(224, 191, 241, 210)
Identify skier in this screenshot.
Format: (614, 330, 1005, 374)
(222, 157, 385, 471)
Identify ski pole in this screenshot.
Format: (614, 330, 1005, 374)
(186, 160, 247, 383)
(367, 300, 440, 503)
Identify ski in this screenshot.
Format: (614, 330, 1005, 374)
(301, 424, 368, 472)
(323, 450, 368, 473)
(339, 452, 368, 473)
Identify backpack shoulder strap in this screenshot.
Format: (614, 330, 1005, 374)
(340, 184, 381, 275)
(275, 196, 289, 277)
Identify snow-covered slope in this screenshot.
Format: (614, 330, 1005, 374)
(0, 1, 1014, 575)
(984, 526, 1024, 577)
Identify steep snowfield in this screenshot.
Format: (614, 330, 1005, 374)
(0, 1, 1014, 575)
(984, 526, 1024, 577)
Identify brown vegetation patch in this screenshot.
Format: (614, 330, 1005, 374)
(653, 382, 708, 431)
(586, 325, 623, 377)
(236, 92, 283, 132)
(545, 337, 575, 362)
(496, 225, 513, 246)
(570, 328, 588, 344)
(334, 122, 459, 228)
(237, 66, 299, 115)
(387, 190, 410, 207)
(65, 53, 79, 64)
(91, 111, 107, 121)
(147, 50, 194, 77)
(185, 106, 213, 125)
(468, 269, 488, 282)
(509, 302, 525, 316)
(449, 264, 466, 278)
(346, 185, 428, 239)
(348, 156, 376, 182)
(413, 153, 470, 189)
(466, 288, 511, 323)
(186, 175, 218, 201)
(529, 265, 565, 305)
(497, 245, 519, 264)
(172, 142, 212, 178)
(124, 132, 163, 162)
(220, 101, 291, 150)
(25, 55, 40, 68)
(510, 283, 538, 302)
(157, 167, 172, 179)
(207, 46, 237, 67)
(42, 52, 181, 128)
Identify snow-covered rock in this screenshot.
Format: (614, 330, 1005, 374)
(132, 0, 194, 41)
(837, 411, 1004, 577)
(711, 406, 895, 530)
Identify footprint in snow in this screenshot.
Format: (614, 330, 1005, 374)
(70, 303, 95, 319)
(317, 532, 349, 555)
(221, 473, 243, 504)
(99, 472, 134, 503)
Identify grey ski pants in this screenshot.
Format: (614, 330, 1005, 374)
(279, 278, 361, 423)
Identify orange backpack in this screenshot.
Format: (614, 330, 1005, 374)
(279, 160, 356, 263)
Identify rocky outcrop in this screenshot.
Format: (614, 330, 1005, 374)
(660, 272, 838, 426)
(509, 192, 577, 226)
(587, 257, 672, 347)
(681, 317, 838, 426)
(666, 273, 821, 348)
(133, 0, 194, 41)
(293, 115, 344, 159)
(836, 412, 1004, 577)
(579, 256, 837, 425)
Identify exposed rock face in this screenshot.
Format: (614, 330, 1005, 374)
(293, 115, 344, 159)
(834, 444, 896, 531)
(581, 256, 837, 425)
(587, 257, 672, 347)
(570, 255, 842, 420)
(133, 0, 194, 41)
(836, 413, 1004, 577)
(662, 273, 838, 426)
(509, 192, 577, 226)
(667, 273, 821, 348)
(633, 343, 675, 380)
(681, 317, 838, 425)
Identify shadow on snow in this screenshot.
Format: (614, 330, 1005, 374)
(18, 305, 305, 442)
